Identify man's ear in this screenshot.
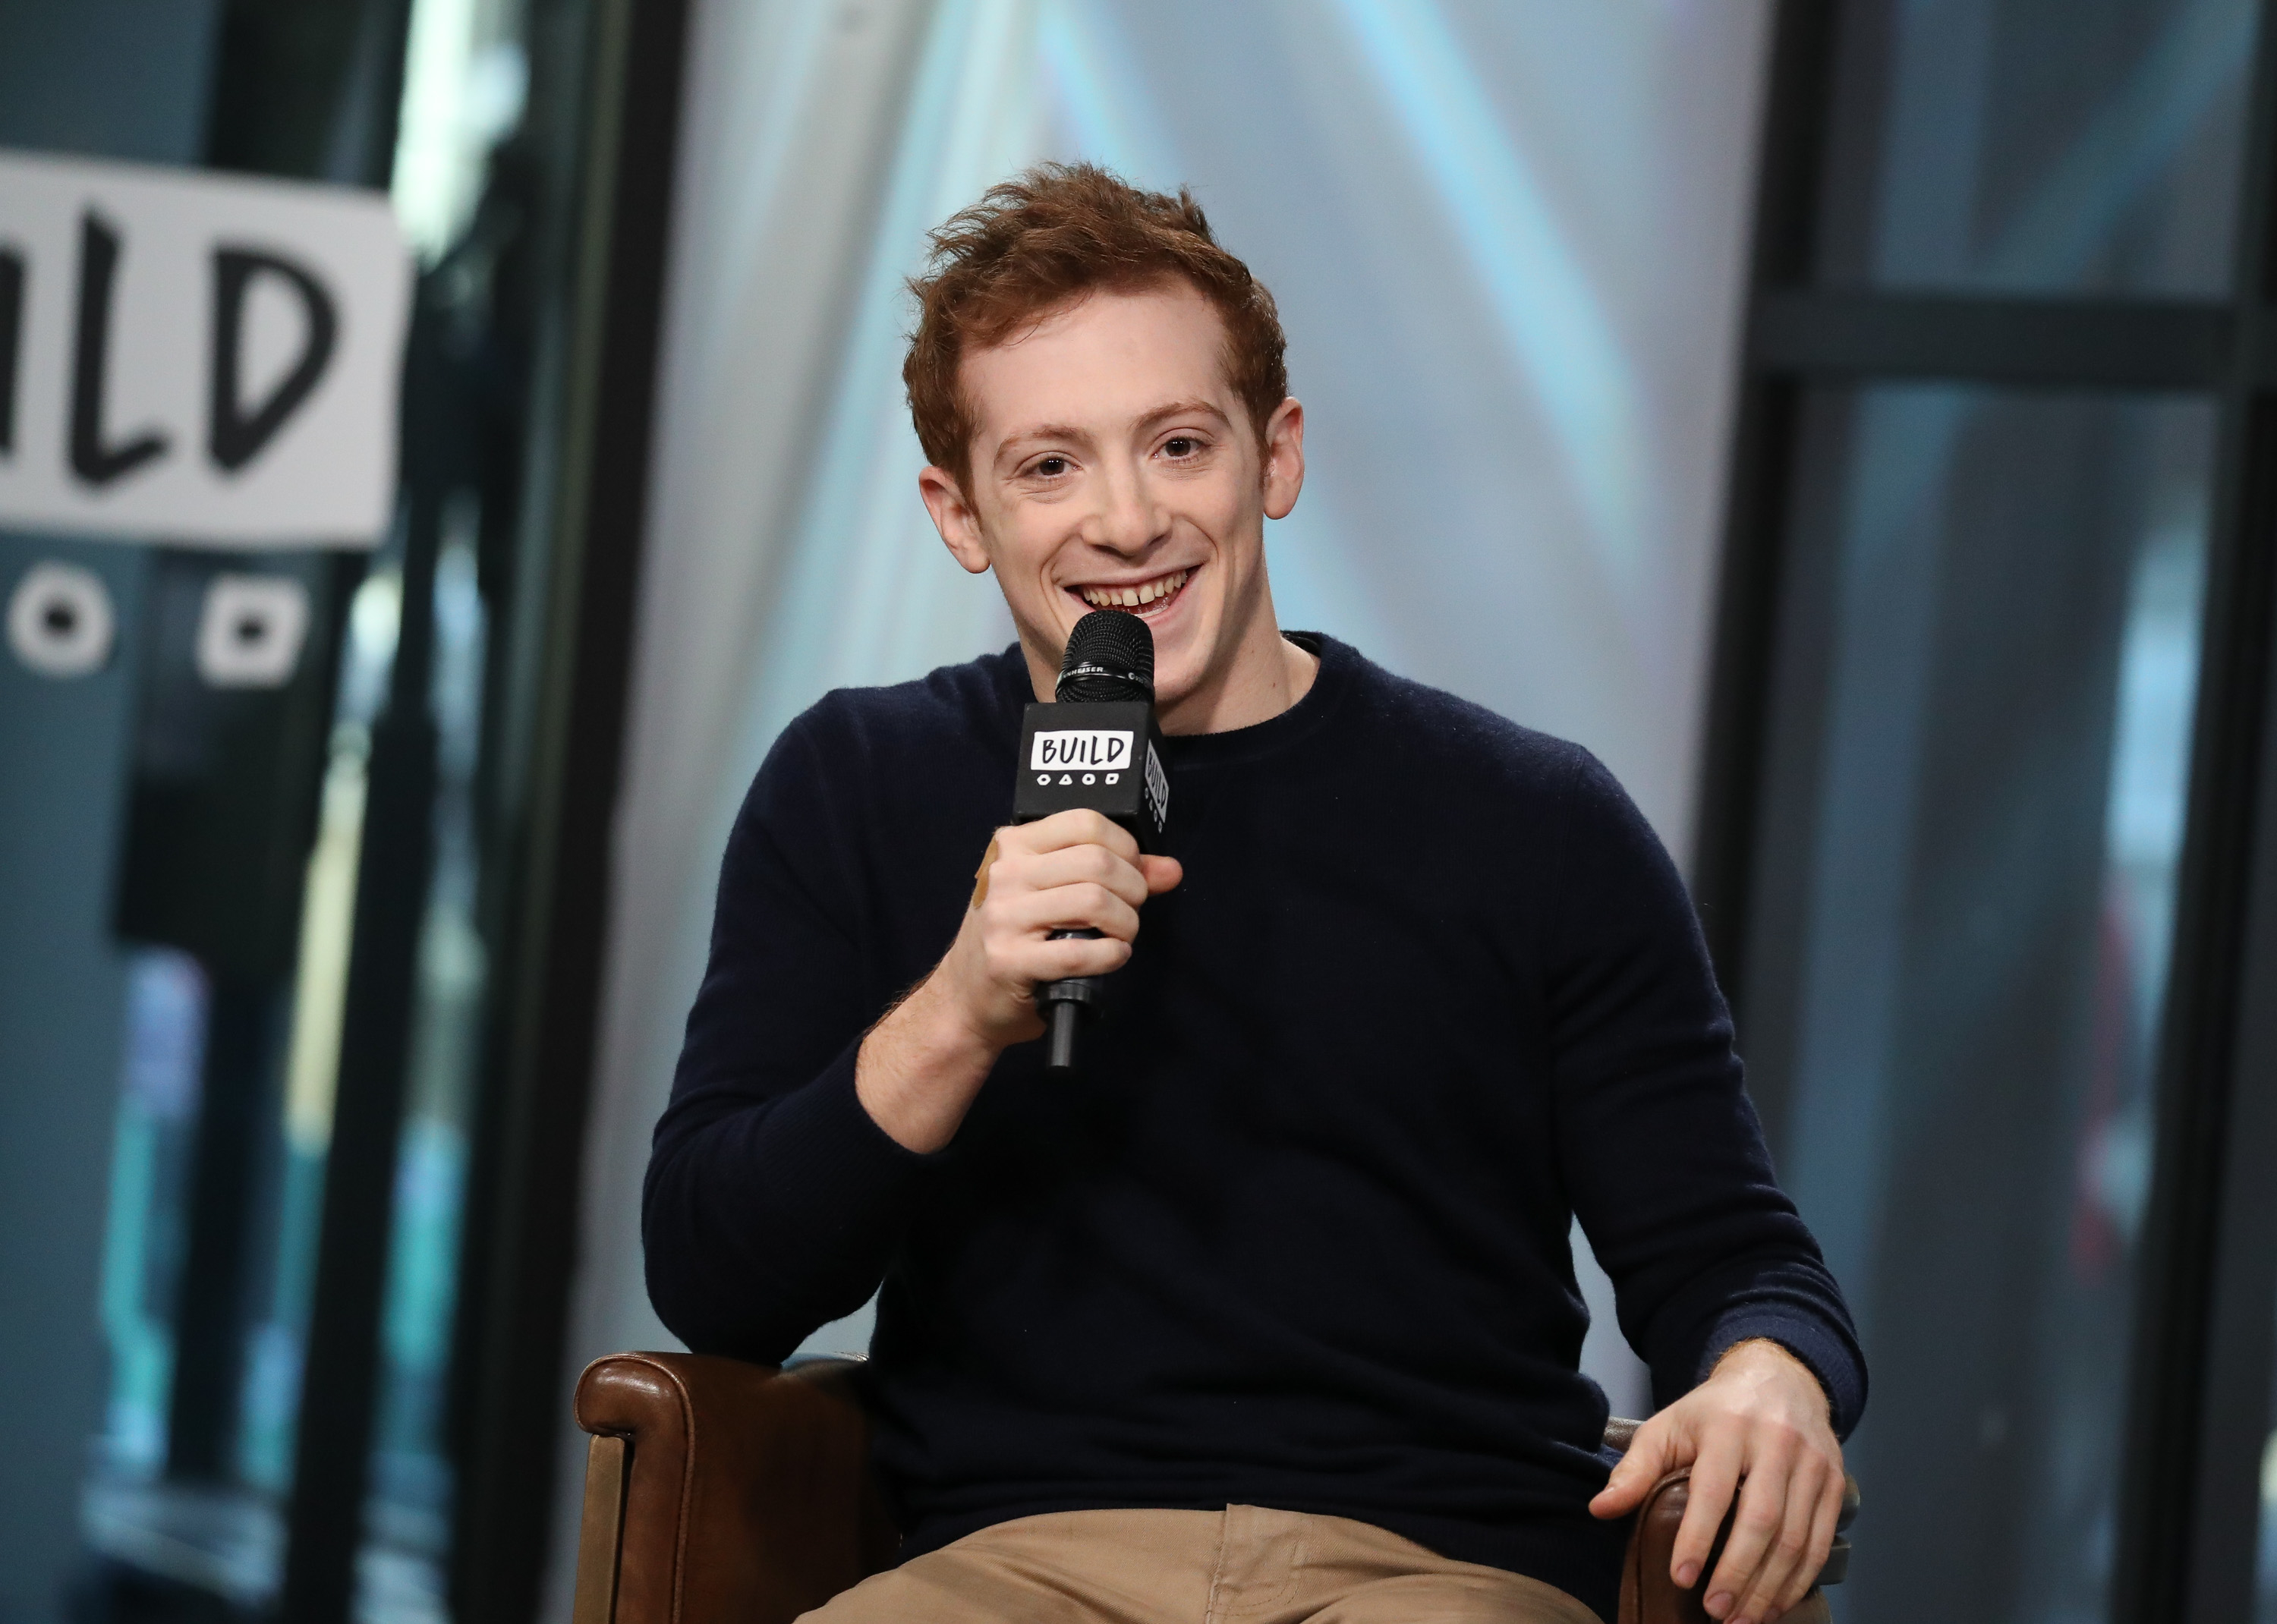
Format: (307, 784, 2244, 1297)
(1261, 397, 1305, 521)
(919, 464, 993, 575)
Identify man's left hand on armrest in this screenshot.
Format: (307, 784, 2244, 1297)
(1587, 1337, 1844, 1624)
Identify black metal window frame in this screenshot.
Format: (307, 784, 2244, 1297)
(439, 0, 694, 1618)
(1693, 7, 2277, 1621)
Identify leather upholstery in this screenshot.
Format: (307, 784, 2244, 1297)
(572, 1352, 897, 1624)
(571, 1352, 1850, 1624)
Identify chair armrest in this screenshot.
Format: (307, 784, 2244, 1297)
(1603, 1422, 1853, 1624)
(1620, 1469, 1722, 1624)
(570, 1352, 896, 1624)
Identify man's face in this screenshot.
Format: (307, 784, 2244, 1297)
(919, 282, 1302, 723)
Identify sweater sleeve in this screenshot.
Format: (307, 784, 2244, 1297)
(1545, 747, 1866, 1437)
(642, 714, 939, 1363)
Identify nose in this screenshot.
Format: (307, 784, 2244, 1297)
(1089, 454, 1164, 558)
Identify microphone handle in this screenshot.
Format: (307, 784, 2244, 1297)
(1039, 927, 1106, 1074)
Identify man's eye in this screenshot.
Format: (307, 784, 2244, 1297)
(1164, 437, 1200, 458)
(1034, 455, 1069, 477)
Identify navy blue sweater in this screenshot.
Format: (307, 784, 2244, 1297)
(645, 636, 1863, 1617)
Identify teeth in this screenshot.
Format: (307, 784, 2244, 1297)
(1080, 569, 1187, 609)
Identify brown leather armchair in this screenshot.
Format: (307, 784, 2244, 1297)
(568, 1352, 1855, 1624)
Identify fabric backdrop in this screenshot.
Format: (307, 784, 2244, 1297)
(546, 2, 1771, 1607)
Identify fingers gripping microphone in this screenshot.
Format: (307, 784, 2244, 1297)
(1012, 610, 1170, 1074)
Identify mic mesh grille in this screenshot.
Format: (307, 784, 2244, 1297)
(1056, 609, 1155, 703)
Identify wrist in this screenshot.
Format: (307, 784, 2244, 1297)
(855, 971, 1002, 1153)
(893, 970, 1006, 1067)
(1712, 1337, 1831, 1423)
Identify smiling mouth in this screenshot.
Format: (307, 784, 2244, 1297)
(1071, 567, 1193, 616)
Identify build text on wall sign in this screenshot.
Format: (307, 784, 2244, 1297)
(0, 149, 411, 548)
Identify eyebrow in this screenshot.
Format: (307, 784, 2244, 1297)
(997, 423, 1094, 459)
(992, 399, 1235, 467)
(1133, 398, 1233, 432)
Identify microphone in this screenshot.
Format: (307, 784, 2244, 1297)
(1012, 609, 1170, 1074)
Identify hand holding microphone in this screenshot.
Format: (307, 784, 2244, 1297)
(1012, 610, 1173, 1072)
(963, 808, 1178, 1042)
(854, 613, 1179, 1148)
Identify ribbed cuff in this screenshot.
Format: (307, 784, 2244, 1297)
(1697, 1311, 1866, 1439)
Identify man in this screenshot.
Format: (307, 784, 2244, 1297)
(646, 165, 1863, 1624)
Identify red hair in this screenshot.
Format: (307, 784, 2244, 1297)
(903, 163, 1289, 489)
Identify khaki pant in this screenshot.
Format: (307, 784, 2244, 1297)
(796, 1504, 1603, 1624)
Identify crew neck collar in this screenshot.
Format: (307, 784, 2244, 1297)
(1154, 631, 1351, 767)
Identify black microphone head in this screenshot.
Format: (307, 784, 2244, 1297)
(1056, 609, 1154, 703)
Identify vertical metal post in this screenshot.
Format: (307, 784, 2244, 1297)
(1689, 2, 1842, 1146)
(162, 980, 281, 1480)
(446, 0, 692, 1617)
(2113, 8, 2277, 1616)
(277, 477, 442, 1624)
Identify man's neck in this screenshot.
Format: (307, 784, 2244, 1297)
(1157, 625, 1318, 735)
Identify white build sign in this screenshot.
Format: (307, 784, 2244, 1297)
(0, 149, 411, 548)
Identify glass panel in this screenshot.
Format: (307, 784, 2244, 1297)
(0, 0, 585, 1619)
(1815, 0, 2258, 297)
(1745, 385, 2214, 1624)
(2263, 1367, 2277, 1621)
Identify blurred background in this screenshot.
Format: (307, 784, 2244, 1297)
(3, 1, 2276, 1621)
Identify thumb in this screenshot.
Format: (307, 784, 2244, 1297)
(1142, 854, 1184, 894)
(1590, 1423, 1676, 1519)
